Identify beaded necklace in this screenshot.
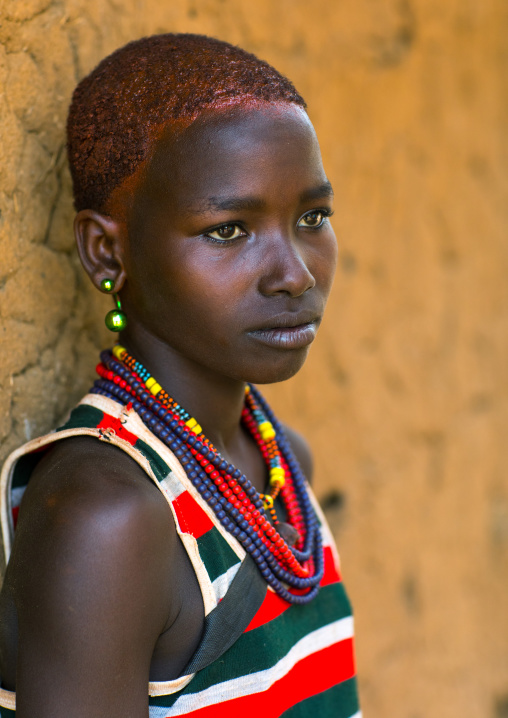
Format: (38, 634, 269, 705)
(92, 346, 323, 604)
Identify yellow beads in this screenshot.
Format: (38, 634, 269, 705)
(112, 344, 127, 360)
(269, 467, 286, 488)
(259, 420, 276, 441)
(261, 495, 274, 509)
(185, 417, 202, 435)
(145, 377, 162, 396)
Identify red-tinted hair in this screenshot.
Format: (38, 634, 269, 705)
(67, 33, 306, 213)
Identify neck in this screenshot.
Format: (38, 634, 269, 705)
(120, 325, 247, 456)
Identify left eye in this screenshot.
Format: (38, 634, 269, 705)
(298, 211, 326, 228)
(206, 224, 245, 241)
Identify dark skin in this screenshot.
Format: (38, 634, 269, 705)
(0, 104, 337, 717)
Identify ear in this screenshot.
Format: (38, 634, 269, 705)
(74, 210, 127, 292)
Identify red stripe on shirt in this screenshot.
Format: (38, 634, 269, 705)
(172, 491, 215, 538)
(245, 589, 291, 632)
(97, 415, 139, 446)
(321, 545, 342, 586)
(245, 546, 342, 632)
(179, 637, 356, 718)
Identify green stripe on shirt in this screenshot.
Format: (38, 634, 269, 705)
(149, 582, 352, 709)
(196, 527, 241, 583)
(282, 677, 360, 718)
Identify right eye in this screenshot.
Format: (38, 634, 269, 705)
(204, 224, 246, 243)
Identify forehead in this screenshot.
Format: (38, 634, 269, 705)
(137, 104, 328, 211)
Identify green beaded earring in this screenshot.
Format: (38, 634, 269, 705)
(100, 278, 127, 332)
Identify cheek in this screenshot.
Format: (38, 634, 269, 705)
(157, 254, 246, 336)
(309, 231, 338, 293)
(172, 245, 255, 305)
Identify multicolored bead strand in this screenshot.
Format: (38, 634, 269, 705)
(91, 346, 324, 604)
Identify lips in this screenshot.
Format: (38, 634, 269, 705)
(247, 311, 321, 350)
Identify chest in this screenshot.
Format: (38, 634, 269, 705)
(149, 533, 205, 681)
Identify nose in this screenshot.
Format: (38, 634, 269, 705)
(257, 230, 316, 298)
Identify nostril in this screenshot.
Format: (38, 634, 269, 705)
(258, 241, 315, 298)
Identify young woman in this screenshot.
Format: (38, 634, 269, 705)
(0, 34, 360, 718)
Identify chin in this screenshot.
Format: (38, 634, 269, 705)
(240, 349, 310, 385)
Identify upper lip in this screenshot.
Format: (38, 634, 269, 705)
(248, 310, 321, 332)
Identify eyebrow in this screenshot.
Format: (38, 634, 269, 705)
(299, 180, 334, 203)
(202, 196, 265, 213)
(187, 180, 334, 215)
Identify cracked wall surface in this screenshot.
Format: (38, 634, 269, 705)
(1, 1, 508, 716)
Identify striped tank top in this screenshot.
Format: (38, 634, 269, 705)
(0, 394, 361, 718)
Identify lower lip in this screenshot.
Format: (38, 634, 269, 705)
(248, 322, 318, 350)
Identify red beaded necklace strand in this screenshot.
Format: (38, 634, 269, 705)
(93, 346, 324, 603)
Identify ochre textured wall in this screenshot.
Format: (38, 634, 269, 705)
(1, 1, 507, 716)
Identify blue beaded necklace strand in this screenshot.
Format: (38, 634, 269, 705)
(92, 347, 323, 604)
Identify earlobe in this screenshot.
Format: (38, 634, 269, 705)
(74, 209, 127, 291)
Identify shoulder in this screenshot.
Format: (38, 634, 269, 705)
(16, 434, 173, 548)
(282, 424, 314, 483)
(11, 435, 176, 623)
(5, 437, 179, 714)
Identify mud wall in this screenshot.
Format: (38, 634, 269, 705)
(1, 1, 507, 716)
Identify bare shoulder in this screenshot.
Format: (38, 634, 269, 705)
(6, 436, 177, 716)
(19, 433, 167, 511)
(11, 435, 176, 614)
(282, 424, 314, 483)
(13, 435, 175, 572)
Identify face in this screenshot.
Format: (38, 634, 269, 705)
(121, 104, 337, 384)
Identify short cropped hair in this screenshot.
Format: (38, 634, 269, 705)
(67, 33, 306, 213)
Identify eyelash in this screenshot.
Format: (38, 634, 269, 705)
(203, 224, 248, 245)
(298, 208, 334, 229)
(202, 208, 334, 246)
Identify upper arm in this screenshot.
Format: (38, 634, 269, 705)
(282, 425, 314, 483)
(10, 439, 175, 718)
